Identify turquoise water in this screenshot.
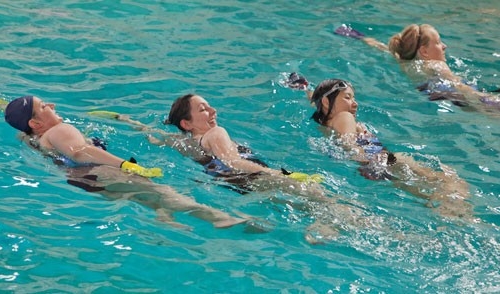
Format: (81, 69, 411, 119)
(1, 0, 500, 292)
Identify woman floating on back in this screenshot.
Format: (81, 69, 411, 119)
(91, 94, 324, 196)
(284, 74, 472, 219)
(158, 94, 324, 195)
(91, 94, 415, 243)
(335, 23, 500, 112)
(3, 96, 248, 229)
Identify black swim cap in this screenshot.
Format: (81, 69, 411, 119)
(5, 96, 34, 133)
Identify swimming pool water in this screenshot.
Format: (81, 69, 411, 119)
(1, 0, 499, 293)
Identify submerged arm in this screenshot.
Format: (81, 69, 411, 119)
(116, 114, 189, 147)
(89, 110, 186, 148)
(429, 61, 500, 109)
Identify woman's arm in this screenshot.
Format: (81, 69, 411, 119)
(202, 126, 281, 176)
(115, 114, 188, 146)
(330, 112, 375, 163)
(330, 111, 358, 135)
(362, 37, 389, 52)
(45, 123, 124, 167)
(334, 25, 389, 53)
(43, 123, 162, 177)
(95, 111, 199, 154)
(90, 111, 186, 148)
(427, 61, 500, 109)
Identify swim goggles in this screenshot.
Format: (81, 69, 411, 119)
(322, 80, 352, 98)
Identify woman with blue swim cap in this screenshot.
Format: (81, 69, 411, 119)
(4, 96, 163, 175)
(3, 95, 250, 229)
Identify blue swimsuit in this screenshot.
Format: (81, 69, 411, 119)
(356, 136, 384, 157)
(418, 78, 475, 107)
(356, 135, 396, 181)
(27, 137, 109, 193)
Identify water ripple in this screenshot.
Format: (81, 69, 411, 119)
(1, 0, 500, 292)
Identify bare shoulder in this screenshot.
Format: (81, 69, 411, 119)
(356, 122, 368, 133)
(425, 60, 446, 70)
(331, 111, 357, 134)
(205, 126, 230, 140)
(44, 123, 78, 139)
(202, 126, 234, 153)
(334, 111, 356, 122)
(425, 61, 454, 78)
(50, 122, 79, 133)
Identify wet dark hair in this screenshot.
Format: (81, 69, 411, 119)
(164, 94, 196, 133)
(310, 79, 352, 125)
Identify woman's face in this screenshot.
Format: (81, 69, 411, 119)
(31, 97, 62, 128)
(182, 95, 217, 136)
(421, 28, 447, 61)
(328, 86, 358, 119)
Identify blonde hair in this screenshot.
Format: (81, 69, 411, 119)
(388, 24, 434, 60)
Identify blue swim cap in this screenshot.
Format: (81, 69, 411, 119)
(5, 96, 34, 133)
